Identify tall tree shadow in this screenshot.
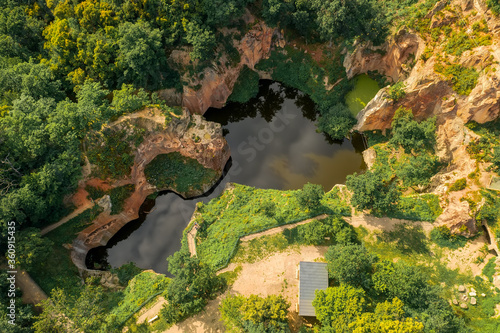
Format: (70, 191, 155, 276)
(379, 223, 430, 255)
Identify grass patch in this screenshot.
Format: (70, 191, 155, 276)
(482, 257, 497, 282)
(388, 194, 443, 222)
(435, 63, 479, 96)
(378, 223, 430, 254)
(30, 205, 102, 295)
(109, 271, 170, 329)
(193, 184, 347, 268)
(144, 152, 218, 193)
(219, 265, 243, 285)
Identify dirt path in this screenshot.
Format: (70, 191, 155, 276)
(40, 202, 95, 236)
(349, 210, 434, 234)
(187, 227, 198, 257)
(137, 296, 168, 324)
(164, 246, 327, 333)
(164, 295, 226, 333)
(240, 214, 329, 242)
(15, 269, 48, 306)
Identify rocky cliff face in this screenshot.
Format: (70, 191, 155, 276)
(352, 0, 500, 134)
(71, 108, 230, 273)
(348, 0, 500, 235)
(181, 16, 279, 114)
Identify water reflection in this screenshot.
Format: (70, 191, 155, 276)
(86, 80, 366, 274)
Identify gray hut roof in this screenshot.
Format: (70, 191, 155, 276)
(298, 261, 328, 316)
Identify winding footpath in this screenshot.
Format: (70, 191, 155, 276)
(40, 202, 95, 236)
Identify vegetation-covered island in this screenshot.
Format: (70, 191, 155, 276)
(2, 0, 500, 332)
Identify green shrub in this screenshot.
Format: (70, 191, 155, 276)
(437, 64, 479, 96)
(111, 262, 142, 286)
(487, 0, 500, 15)
(388, 194, 442, 222)
(193, 184, 346, 268)
(87, 126, 144, 179)
(386, 82, 406, 102)
(228, 65, 259, 103)
(144, 152, 218, 193)
(430, 226, 468, 249)
(449, 178, 467, 192)
(109, 271, 170, 327)
(295, 183, 324, 210)
(482, 257, 496, 282)
(317, 104, 357, 140)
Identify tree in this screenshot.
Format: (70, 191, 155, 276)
(110, 83, 150, 117)
(395, 153, 439, 190)
(349, 298, 424, 333)
(317, 104, 357, 140)
(313, 284, 366, 331)
(310, 0, 387, 44)
(389, 107, 436, 154)
(295, 182, 324, 210)
(372, 261, 432, 311)
(13, 228, 53, 271)
(184, 21, 216, 61)
(346, 170, 401, 214)
(163, 250, 225, 323)
(325, 243, 377, 289)
(117, 21, 168, 89)
(33, 279, 107, 333)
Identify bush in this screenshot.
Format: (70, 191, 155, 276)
(389, 107, 436, 154)
(295, 182, 324, 211)
(386, 82, 406, 102)
(449, 178, 467, 192)
(220, 294, 290, 333)
(487, 0, 500, 15)
(430, 226, 468, 249)
(388, 194, 442, 222)
(438, 64, 479, 96)
(482, 257, 496, 282)
(317, 104, 357, 140)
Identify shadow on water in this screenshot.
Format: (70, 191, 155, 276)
(86, 80, 367, 274)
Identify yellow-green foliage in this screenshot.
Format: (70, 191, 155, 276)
(109, 271, 170, 327)
(194, 184, 348, 268)
(87, 125, 145, 179)
(435, 63, 479, 95)
(449, 178, 467, 192)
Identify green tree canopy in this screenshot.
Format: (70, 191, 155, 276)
(317, 104, 357, 140)
(346, 170, 401, 214)
(349, 298, 424, 333)
(313, 284, 366, 331)
(325, 243, 377, 289)
(310, 0, 387, 44)
(389, 107, 436, 154)
(295, 182, 324, 210)
(117, 21, 168, 89)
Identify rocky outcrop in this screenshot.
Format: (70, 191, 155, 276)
(71, 108, 230, 273)
(181, 16, 280, 114)
(353, 1, 500, 134)
(343, 29, 422, 83)
(353, 0, 500, 235)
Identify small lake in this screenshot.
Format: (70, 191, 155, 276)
(86, 80, 367, 275)
(345, 74, 381, 116)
